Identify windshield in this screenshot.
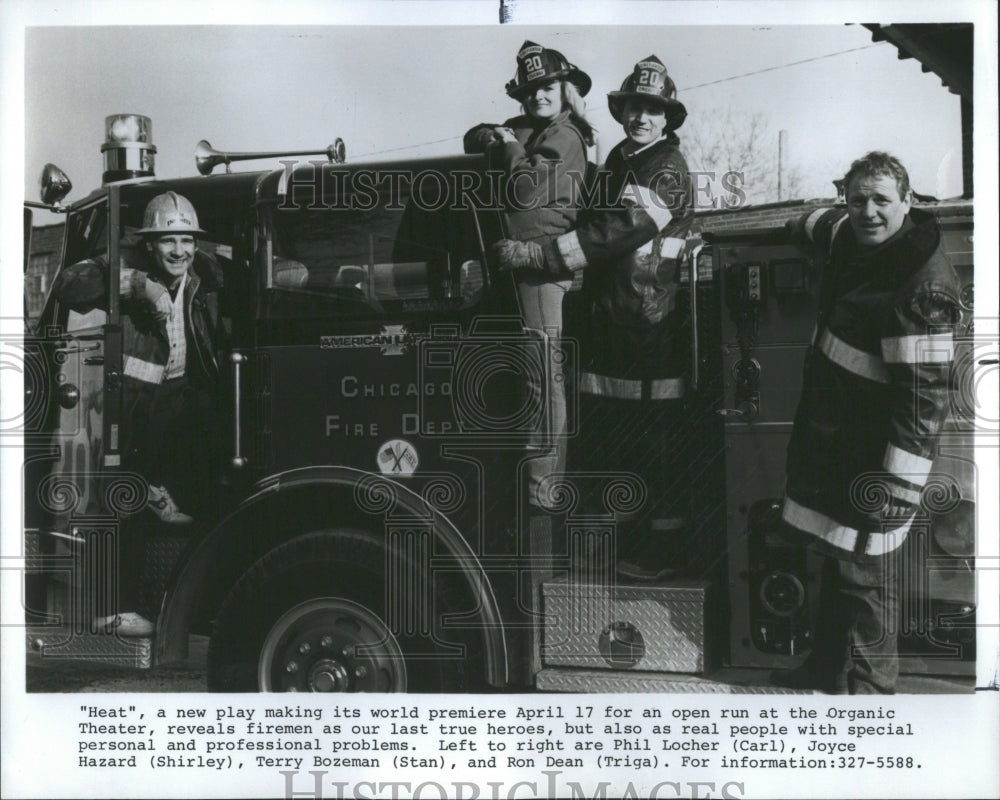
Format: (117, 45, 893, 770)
(261, 196, 487, 319)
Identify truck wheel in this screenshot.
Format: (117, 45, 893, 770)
(206, 530, 469, 692)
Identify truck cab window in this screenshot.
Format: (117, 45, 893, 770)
(262, 197, 486, 319)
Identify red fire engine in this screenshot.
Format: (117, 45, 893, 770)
(21, 114, 977, 692)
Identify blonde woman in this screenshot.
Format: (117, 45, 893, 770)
(464, 40, 594, 512)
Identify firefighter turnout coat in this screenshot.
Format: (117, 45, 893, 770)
(463, 111, 590, 245)
(52, 248, 227, 393)
(544, 133, 694, 395)
(781, 206, 962, 562)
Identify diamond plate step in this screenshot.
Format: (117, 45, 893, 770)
(541, 579, 713, 673)
(27, 626, 153, 669)
(535, 667, 813, 694)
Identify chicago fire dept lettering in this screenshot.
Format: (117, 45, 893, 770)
(340, 375, 451, 398)
(326, 375, 453, 438)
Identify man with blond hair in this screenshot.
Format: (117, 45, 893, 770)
(775, 152, 961, 693)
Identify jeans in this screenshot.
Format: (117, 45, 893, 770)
(517, 274, 572, 510)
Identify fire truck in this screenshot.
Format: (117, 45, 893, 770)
(21, 114, 977, 693)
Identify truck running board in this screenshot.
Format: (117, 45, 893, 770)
(535, 667, 813, 693)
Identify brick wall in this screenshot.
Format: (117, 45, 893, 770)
(692, 197, 973, 236)
(25, 223, 64, 323)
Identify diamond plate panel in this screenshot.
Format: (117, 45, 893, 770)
(138, 533, 191, 620)
(27, 626, 153, 668)
(535, 667, 811, 694)
(143, 534, 191, 588)
(542, 580, 709, 673)
(24, 530, 42, 558)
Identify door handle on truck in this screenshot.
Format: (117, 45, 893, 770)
(231, 351, 247, 468)
(688, 243, 703, 392)
(54, 341, 101, 358)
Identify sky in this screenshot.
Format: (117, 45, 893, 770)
(14, 17, 976, 224)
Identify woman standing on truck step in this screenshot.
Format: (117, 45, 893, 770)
(463, 39, 594, 512)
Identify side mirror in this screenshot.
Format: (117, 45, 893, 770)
(40, 163, 72, 206)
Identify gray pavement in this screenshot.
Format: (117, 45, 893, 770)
(24, 634, 974, 693)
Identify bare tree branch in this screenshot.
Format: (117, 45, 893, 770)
(680, 108, 803, 206)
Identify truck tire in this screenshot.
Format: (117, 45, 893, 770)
(206, 529, 472, 692)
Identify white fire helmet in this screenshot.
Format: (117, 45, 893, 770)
(137, 191, 205, 236)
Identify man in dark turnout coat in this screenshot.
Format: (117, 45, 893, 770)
(776, 152, 962, 693)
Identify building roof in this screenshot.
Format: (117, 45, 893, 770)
(863, 23, 973, 100)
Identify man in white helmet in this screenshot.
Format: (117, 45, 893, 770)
(53, 191, 229, 636)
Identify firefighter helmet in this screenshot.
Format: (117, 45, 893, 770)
(137, 191, 205, 236)
(607, 55, 687, 131)
(505, 40, 592, 100)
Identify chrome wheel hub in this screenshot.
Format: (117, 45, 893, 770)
(258, 598, 406, 692)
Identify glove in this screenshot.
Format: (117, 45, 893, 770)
(463, 125, 500, 154)
(885, 496, 918, 518)
(494, 126, 517, 144)
(131, 271, 172, 321)
(868, 495, 919, 531)
(495, 239, 545, 272)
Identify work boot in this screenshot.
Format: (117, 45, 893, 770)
(613, 515, 687, 582)
(148, 484, 193, 524)
(94, 612, 155, 637)
(615, 559, 681, 582)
